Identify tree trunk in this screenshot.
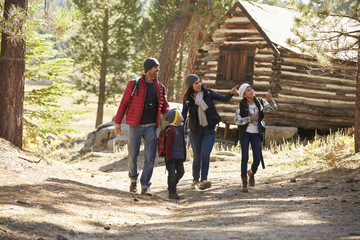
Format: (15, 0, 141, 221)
(175, 41, 184, 103)
(355, 40, 360, 153)
(158, 0, 197, 89)
(95, 7, 109, 128)
(0, 0, 28, 149)
(181, 40, 198, 99)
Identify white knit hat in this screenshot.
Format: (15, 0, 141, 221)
(238, 83, 250, 98)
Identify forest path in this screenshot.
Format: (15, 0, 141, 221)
(0, 140, 359, 240)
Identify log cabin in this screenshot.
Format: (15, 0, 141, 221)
(194, 0, 358, 138)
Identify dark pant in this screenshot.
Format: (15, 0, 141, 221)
(189, 129, 216, 182)
(240, 132, 262, 178)
(166, 159, 185, 193)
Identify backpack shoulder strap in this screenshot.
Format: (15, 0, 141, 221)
(131, 77, 140, 97)
(129, 77, 140, 105)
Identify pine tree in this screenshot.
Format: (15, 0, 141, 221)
(69, 0, 141, 127)
(289, 0, 360, 152)
(0, 0, 28, 149)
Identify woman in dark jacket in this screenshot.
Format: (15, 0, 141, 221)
(182, 74, 238, 190)
(234, 83, 278, 192)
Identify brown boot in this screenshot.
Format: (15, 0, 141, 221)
(241, 177, 248, 192)
(248, 170, 255, 187)
(129, 181, 137, 193)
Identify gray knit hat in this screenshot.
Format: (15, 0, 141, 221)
(164, 109, 180, 124)
(144, 58, 160, 73)
(185, 74, 200, 89)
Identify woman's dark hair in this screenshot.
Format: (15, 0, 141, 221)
(184, 84, 205, 104)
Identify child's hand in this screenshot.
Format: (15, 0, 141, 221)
(266, 89, 272, 102)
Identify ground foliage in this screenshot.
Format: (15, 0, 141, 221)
(0, 131, 359, 239)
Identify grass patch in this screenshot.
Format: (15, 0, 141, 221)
(211, 128, 357, 170)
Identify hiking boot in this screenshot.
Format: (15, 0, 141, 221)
(169, 192, 180, 199)
(129, 181, 137, 193)
(190, 180, 199, 189)
(198, 180, 211, 190)
(141, 188, 152, 196)
(248, 170, 255, 187)
(242, 177, 248, 192)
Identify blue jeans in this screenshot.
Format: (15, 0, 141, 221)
(189, 129, 216, 182)
(128, 124, 157, 189)
(240, 132, 262, 178)
(166, 159, 185, 193)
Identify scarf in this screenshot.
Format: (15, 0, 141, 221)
(194, 91, 208, 127)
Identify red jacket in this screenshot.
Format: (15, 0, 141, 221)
(115, 74, 170, 126)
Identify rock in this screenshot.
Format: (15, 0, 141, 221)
(79, 102, 181, 154)
(56, 235, 68, 240)
(69, 229, 76, 236)
(70, 139, 85, 148)
(210, 151, 241, 162)
(95, 126, 117, 151)
(265, 126, 298, 145)
(80, 122, 129, 154)
(107, 135, 128, 151)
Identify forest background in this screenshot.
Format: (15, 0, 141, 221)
(0, 1, 359, 239)
(0, 0, 359, 152)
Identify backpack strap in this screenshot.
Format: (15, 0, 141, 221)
(129, 77, 140, 104)
(126, 77, 140, 115)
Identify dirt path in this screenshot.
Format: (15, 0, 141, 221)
(0, 139, 359, 240)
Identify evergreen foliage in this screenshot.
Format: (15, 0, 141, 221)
(288, 0, 359, 64)
(22, 3, 86, 148)
(69, 0, 141, 126)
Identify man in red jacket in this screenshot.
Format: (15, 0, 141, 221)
(114, 58, 170, 196)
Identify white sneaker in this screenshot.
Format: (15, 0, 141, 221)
(190, 180, 198, 189)
(198, 180, 211, 190)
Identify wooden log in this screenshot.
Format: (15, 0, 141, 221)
(254, 70, 273, 76)
(275, 96, 354, 110)
(277, 103, 354, 117)
(280, 49, 357, 68)
(281, 59, 356, 71)
(265, 110, 353, 124)
(232, 11, 247, 18)
(219, 115, 352, 130)
(280, 66, 356, 79)
(263, 117, 352, 130)
(281, 73, 357, 87)
(219, 31, 262, 38)
(279, 80, 356, 95)
(220, 22, 254, 30)
(224, 123, 230, 139)
(278, 89, 355, 102)
(197, 55, 219, 62)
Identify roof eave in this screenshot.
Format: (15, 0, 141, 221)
(236, 1, 280, 57)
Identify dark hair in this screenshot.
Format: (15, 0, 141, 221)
(184, 84, 205, 104)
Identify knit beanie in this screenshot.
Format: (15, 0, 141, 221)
(238, 83, 250, 98)
(164, 109, 179, 124)
(185, 74, 200, 89)
(144, 58, 160, 73)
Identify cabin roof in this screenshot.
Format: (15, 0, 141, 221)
(233, 0, 359, 61)
(236, 1, 298, 54)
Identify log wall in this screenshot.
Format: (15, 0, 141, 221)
(194, 4, 357, 131)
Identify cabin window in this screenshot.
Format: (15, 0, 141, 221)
(217, 46, 255, 87)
